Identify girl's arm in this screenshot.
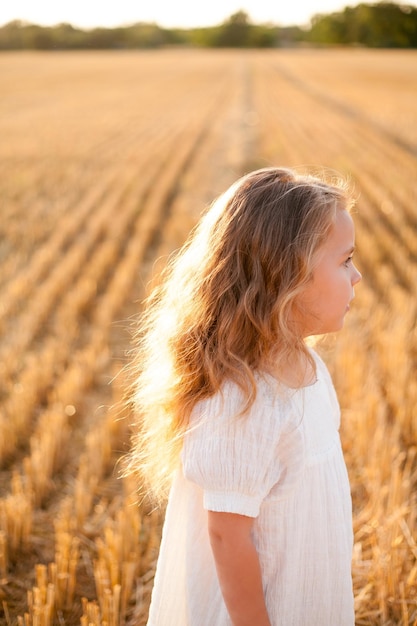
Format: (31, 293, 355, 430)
(208, 511, 272, 626)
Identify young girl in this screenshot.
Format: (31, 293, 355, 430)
(127, 167, 361, 625)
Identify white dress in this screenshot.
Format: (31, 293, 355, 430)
(146, 350, 355, 626)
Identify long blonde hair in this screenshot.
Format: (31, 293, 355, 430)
(125, 167, 351, 501)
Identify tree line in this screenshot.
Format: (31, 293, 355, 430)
(1, 3, 416, 50)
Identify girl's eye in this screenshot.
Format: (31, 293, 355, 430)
(343, 256, 353, 267)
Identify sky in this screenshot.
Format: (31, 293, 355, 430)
(0, 0, 369, 29)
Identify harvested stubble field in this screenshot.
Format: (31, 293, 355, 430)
(0, 47, 416, 625)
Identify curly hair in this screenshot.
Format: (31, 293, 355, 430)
(124, 167, 353, 501)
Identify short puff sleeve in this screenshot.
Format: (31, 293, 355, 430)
(182, 380, 289, 518)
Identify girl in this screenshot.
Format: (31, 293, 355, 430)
(127, 167, 361, 625)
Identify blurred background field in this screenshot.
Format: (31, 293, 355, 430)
(0, 47, 416, 625)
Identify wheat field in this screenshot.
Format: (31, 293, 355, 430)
(0, 48, 416, 625)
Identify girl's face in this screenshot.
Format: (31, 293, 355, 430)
(295, 209, 362, 337)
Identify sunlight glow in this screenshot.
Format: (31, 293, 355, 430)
(0, 0, 387, 29)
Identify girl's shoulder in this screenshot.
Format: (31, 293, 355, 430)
(189, 373, 296, 442)
(189, 349, 335, 433)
